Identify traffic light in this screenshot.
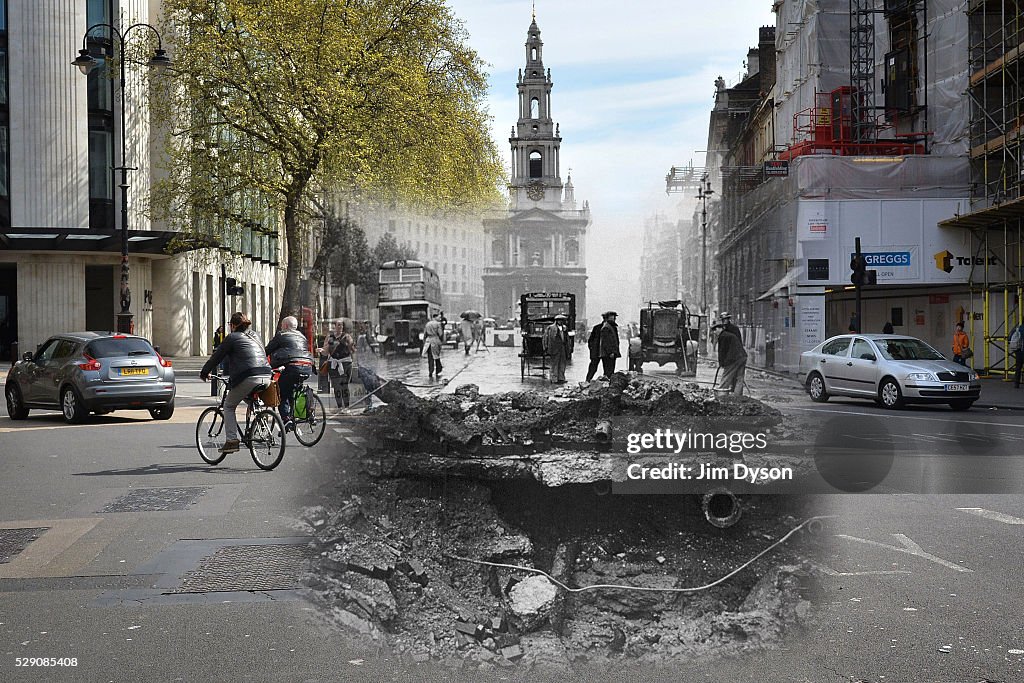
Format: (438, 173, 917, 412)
(850, 255, 877, 286)
(225, 277, 245, 296)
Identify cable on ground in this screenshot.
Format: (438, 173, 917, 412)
(445, 515, 835, 594)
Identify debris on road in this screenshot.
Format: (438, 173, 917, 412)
(305, 371, 822, 668)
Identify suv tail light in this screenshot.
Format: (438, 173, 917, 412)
(77, 354, 102, 371)
(156, 352, 173, 368)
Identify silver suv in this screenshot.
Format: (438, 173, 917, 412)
(5, 332, 176, 423)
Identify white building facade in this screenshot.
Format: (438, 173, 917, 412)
(0, 1, 282, 359)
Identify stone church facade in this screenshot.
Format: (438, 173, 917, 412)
(482, 15, 591, 323)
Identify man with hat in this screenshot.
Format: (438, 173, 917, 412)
(714, 320, 747, 394)
(543, 313, 571, 383)
(719, 311, 743, 347)
(586, 311, 622, 381)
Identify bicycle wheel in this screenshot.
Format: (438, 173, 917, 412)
(247, 408, 286, 470)
(196, 407, 228, 465)
(293, 388, 326, 447)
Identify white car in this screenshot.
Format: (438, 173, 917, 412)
(800, 334, 981, 411)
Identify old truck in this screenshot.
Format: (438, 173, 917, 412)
(630, 300, 704, 376)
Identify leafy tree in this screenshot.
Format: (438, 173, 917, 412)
(370, 233, 419, 268)
(152, 0, 504, 317)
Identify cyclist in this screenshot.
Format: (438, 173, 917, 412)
(200, 312, 272, 454)
(265, 315, 314, 429)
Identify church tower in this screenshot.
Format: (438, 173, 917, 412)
(481, 11, 591, 323)
(510, 17, 563, 210)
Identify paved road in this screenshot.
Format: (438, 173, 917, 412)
(1, 349, 1022, 682)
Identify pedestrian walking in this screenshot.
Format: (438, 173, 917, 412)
(952, 322, 972, 365)
(459, 317, 475, 355)
(350, 322, 382, 411)
(543, 313, 570, 383)
(882, 321, 894, 334)
(423, 312, 444, 379)
(325, 320, 354, 409)
(848, 312, 858, 333)
(473, 317, 486, 352)
(265, 315, 314, 428)
(199, 312, 272, 454)
(715, 322, 748, 394)
(1009, 322, 1022, 388)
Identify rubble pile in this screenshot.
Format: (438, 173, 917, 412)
(305, 372, 820, 669)
(304, 478, 819, 669)
(367, 372, 782, 455)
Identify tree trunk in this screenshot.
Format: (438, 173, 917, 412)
(280, 190, 305, 320)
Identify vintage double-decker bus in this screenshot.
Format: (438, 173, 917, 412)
(377, 260, 442, 354)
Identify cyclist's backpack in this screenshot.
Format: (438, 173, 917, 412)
(294, 389, 308, 419)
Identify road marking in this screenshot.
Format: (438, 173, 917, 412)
(909, 433, 959, 443)
(836, 533, 973, 573)
(0, 409, 205, 433)
(809, 561, 912, 577)
(789, 406, 1024, 430)
(955, 508, 1024, 524)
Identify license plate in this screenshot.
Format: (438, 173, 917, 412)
(119, 367, 148, 376)
(945, 383, 970, 392)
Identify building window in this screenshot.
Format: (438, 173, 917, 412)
(530, 97, 539, 118)
(388, 219, 396, 232)
(565, 239, 579, 264)
(529, 151, 542, 178)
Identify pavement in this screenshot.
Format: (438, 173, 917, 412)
(2, 341, 1024, 681)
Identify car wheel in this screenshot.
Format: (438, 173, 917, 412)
(807, 372, 829, 402)
(949, 400, 974, 411)
(5, 384, 29, 420)
(61, 386, 88, 423)
(879, 378, 904, 409)
(149, 401, 175, 421)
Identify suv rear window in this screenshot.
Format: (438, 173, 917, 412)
(85, 337, 155, 359)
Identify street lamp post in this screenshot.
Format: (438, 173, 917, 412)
(697, 175, 715, 316)
(73, 23, 171, 334)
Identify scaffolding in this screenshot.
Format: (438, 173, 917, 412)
(950, 0, 1024, 377)
(850, 0, 878, 143)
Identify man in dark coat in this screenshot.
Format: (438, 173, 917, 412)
(586, 311, 621, 380)
(265, 315, 313, 425)
(719, 312, 743, 346)
(716, 323, 748, 394)
(585, 318, 605, 382)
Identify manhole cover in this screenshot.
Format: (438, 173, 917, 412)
(100, 487, 208, 513)
(169, 544, 314, 593)
(0, 527, 49, 564)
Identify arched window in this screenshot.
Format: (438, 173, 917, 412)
(492, 239, 506, 265)
(529, 151, 543, 178)
(531, 47, 537, 60)
(530, 97, 540, 119)
(565, 239, 579, 264)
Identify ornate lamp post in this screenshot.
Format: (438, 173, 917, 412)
(697, 174, 715, 316)
(73, 23, 171, 334)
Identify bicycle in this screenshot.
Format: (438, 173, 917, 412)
(196, 372, 287, 470)
(244, 373, 326, 448)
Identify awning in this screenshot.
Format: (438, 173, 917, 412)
(938, 196, 1024, 231)
(756, 266, 803, 301)
(0, 228, 217, 256)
